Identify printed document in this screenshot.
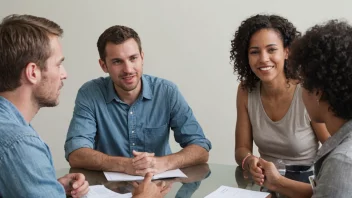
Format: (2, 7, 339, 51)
(82, 185, 132, 198)
(104, 169, 187, 181)
(205, 185, 270, 198)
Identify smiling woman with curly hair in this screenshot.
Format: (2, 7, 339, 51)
(230, 14, 300, 91)
(232, 14, 330, 184)
(254, 19, 352, 198)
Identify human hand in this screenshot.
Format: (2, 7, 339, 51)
(124, 158, 144, 176)
(132, 173, 171, 198)
(245, 155, 264, 180)
(132, 150, 168, 175)
(256, 158, 282, 191)
(57, 173, 89, 198)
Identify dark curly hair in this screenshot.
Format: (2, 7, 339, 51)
(230, 14, 301, 91)
(289, 20, 352, 120)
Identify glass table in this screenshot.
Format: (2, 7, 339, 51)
(56, 163, 271, 198)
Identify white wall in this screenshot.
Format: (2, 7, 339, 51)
(1, 0, 352, 169)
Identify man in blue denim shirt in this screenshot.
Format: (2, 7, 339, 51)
(0, 14, 89, 197)
(65, 25, 212, 175)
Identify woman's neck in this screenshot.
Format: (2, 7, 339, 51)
(260, 76, 295, 99)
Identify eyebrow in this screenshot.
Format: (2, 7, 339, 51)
(57, 57, 65, 64)
(129, 53, 140, 58)
(111, 58, 122, 62)
(249, 44, 278, 50)
(110, 54, 140, 61)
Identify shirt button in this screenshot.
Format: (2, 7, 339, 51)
(132, 143, 135, 146)
(132, 131, 135, 133)
(130, 112, 133, 114)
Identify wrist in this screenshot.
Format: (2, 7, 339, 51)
(271, 175, 286, 192)
(245, 155, 254, 169)
(108, 156, 130, 173)
(121, 157, 132, 173)
(241, 153, 253, 170)
(159, 156, 171, 171)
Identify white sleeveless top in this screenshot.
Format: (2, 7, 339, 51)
(248, 83, 318, 165)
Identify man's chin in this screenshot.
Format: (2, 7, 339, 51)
(122, 87, 137, 92)
(121, 83, 139, 92)
(39, 100, 59, 108)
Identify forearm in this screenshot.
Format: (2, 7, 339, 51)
(273, 176, 312, 198)
(162, 144, 209, 170)
(311, 121, 330, 143)
(68, 148, 130, 172)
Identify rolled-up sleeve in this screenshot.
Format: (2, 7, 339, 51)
(64, 87, 97, 160)
(169, 86, 212, 151)
(313, 153, 352, 197)
(0, 136, 65, 198)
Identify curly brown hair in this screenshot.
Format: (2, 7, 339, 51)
(230, 14, 301, 92)
(289, 20, 352, 120)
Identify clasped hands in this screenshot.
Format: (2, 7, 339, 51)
(127, 151, 173, 197)
(244, 156, 282, 190)
(125, 150, 168, 176)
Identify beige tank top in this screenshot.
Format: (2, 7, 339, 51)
(248, 83, 318, 165)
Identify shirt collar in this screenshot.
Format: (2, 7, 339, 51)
(141, 75, 153, 100)
(106, 75, 153, 103)
(0, 96, 29, 126)
(315, 120, 352, 162)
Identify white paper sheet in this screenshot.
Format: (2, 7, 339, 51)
(104, 169, 187, 181)
(205, 185, 270, 198)
(82, 185, 132, 198)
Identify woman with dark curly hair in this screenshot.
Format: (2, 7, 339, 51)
(254, 19, 352, 198)
(231, 14, 330, 182)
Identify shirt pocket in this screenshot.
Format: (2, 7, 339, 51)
(143, 124, 169, 154)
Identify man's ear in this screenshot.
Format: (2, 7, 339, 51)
(140, 51, 144, 66)
(99, 59, 108, 73)
(24, 62, 41, 85)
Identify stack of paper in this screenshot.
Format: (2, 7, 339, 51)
(205, 185, 270, 198)
(83, 185, 132, 198)
(104, 169, 187, 181)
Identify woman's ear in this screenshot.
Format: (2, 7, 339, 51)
(284, 47, 289, 59)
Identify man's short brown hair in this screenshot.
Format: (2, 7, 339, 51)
(0, 14, 63, 92)
(97, 25, 142, 62)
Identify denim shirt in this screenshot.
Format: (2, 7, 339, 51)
(313, 120, 352, 198)
(65, 75, 211, 159)
(0, 97, 65, 198)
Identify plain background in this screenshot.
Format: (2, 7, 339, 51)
(1, 0, 351, 170)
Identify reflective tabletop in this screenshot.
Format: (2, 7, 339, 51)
(56, 163, 269, 198)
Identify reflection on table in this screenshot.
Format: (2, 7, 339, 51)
(56, 163, 271, 198)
